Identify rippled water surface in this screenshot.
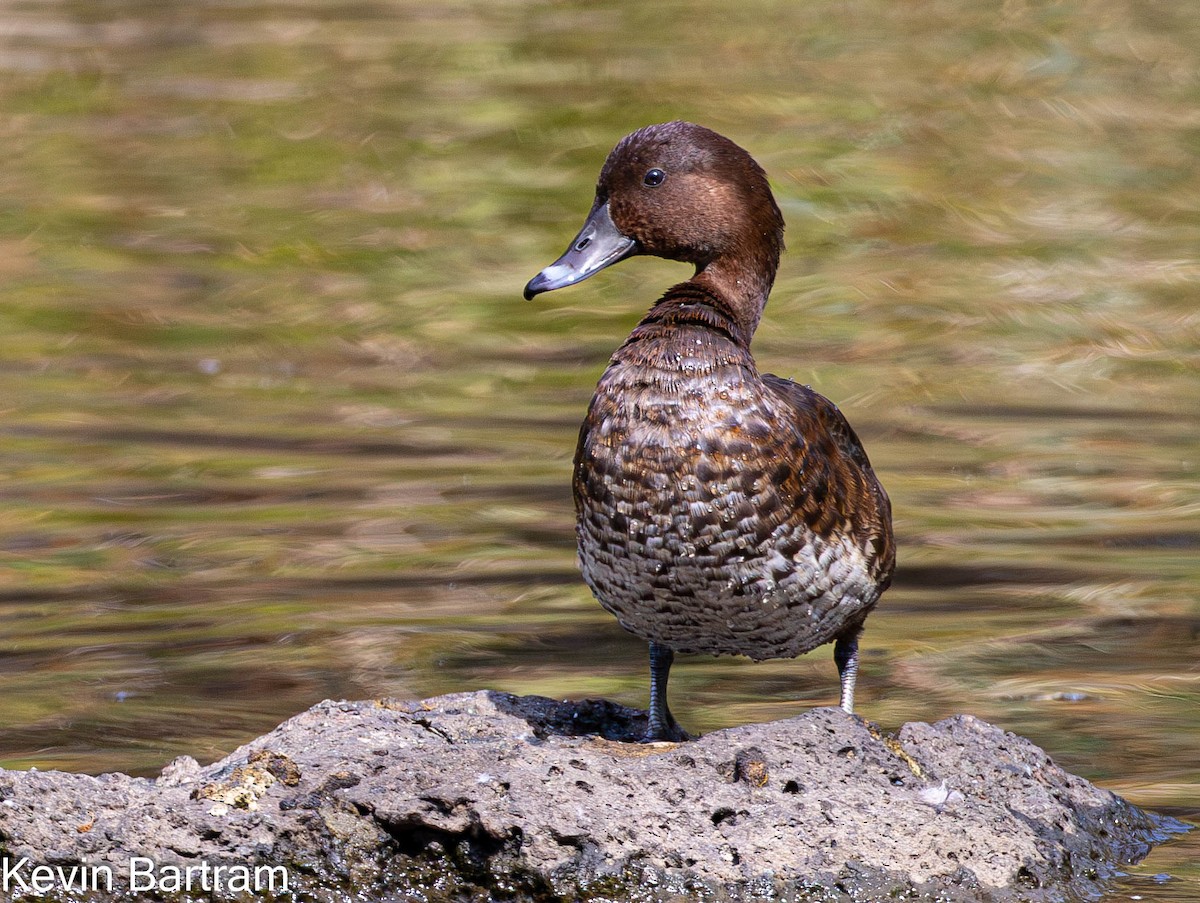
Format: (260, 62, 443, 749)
(1, 0, 1197, 896)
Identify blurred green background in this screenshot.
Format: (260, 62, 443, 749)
(0, 0, 1197, 896)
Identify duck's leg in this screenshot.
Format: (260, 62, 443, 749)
(834, 627, 863, 714)
(644, 642, 689, 742)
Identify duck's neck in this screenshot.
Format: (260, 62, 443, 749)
(630, 286, 749, 351)
(691, 252, 777, 340)
(621, 241, 781, 359)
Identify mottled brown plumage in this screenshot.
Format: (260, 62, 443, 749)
(524, 122, 895, 741)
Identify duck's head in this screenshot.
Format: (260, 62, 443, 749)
(524, 121, 785, 302)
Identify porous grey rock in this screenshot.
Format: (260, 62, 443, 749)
(0, 690, 1185, 901)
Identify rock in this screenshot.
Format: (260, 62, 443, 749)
(0, 690, 1186, 901)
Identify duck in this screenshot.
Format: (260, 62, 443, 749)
(524, 121, 895, 742)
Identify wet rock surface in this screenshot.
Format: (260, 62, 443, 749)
(0, 690, 1186, 901)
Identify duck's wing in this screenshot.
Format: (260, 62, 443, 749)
(762, 374, 896, 592)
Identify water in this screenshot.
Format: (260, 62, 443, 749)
(0, 0, 1196, 897)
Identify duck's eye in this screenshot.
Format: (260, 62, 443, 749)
(643, 168, 666, 187)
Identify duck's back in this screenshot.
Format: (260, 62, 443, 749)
(573, 291, 894, 661)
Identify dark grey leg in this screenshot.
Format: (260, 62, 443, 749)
(644, 642, 688, 742)
(834, 628, 862, 714)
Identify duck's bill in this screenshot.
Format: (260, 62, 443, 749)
(523, 201, 637, 300)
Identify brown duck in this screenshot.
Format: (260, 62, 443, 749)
(524, 122, 895, 742)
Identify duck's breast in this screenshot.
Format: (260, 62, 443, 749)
(573, 343, 884, 659)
